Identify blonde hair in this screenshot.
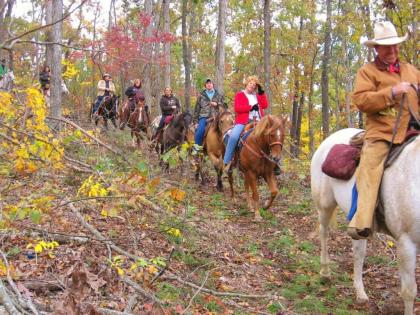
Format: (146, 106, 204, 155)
(243, 75, 259, 87)
(133, 78, 141, 87)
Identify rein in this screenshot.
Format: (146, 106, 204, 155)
(240, 132, 283, 166)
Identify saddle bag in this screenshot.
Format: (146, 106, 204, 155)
(322, 144, 361, 180)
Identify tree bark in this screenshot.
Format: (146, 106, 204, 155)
(45, 0, 53, 65)
(49, 0, 63, 122)
(163, 0, 170, 87)
(143, 0, 153, 110)
(0, 0, 14, 61)
(215, 0, 227, 94)
(321, 0, 332, 139)
(263, 0, 272, 110)
(182, 0, 192, 112)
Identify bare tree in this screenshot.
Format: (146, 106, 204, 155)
(162, 0, 170, 87)
(263, 0, 272, 109)
(0, 0, 14, 62)
(143, 0, 153, 110)
(215, 0, 227, 94)
(321, 0, 332, 139)
(181, 0, 193, 112)
(49, 0, 63, 121)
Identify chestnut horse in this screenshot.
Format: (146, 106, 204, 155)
(235, 115, 287, 220)
(127, 98, 151, 147)
(195, 111, 235, 193)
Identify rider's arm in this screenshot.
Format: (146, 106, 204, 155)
(109, 82, 116, 93)
(193, 96, 201, 122)
(97, 80, 106, 92)
(352, 66, 394, 114)
(234, 92, 251, 114)
(258, 94, 268, 110)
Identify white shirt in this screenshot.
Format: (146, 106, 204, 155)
(244, 90, 260, 121)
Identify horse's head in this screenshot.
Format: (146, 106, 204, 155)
(254, 115, 286, 163)
(218, 111, 234, 134)
(182, 111, 192, 128)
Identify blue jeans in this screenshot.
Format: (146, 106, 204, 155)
(93, 96, 104, 113)
(223, 124, 245, 164)
(194, 117, 207, 146)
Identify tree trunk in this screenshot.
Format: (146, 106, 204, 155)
(215, 0, 227, 94)
(182, 0, 192, 112)
(263, 0, 272, 110)
(45, 0, 53, 66)
(143, 0, 153, 111)
(163, 0, 170, 87)
(321, 0, 332, 139)
(0, 0, 14, 61)
(49, 0, 63, 122)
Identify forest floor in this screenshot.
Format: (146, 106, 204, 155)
(1, 121, 419, 315)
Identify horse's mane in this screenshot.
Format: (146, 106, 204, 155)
(254, 115, 283, 138)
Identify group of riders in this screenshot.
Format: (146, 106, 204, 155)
(90, 21, 419, 241)
(91, 74, 276, 174)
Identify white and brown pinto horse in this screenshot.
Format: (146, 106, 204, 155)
(311, 128, 420, 315)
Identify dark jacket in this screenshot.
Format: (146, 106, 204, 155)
(160, 95, 181, 115)
(39, 71, 50, 88)
(193, 89, 226, 122)
(125, 85, 141, 98)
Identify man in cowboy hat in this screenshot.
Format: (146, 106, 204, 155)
(348, 21, 420, 239)
(93, 73, 116, 116)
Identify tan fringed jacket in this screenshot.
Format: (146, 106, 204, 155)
(97, 79, 116, 97)
(352, 60, 420, 144)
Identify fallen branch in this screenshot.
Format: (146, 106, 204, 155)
(0, 250, 39, 315)
(97, 308, 134, 315)
(150, 247, 175, 285)
(163, 274, 273, 299)
(0, 280, 20, 315)
(121, 276, 163, 306)
(182, 269, 212, 315)
(46, 116, 126, 160)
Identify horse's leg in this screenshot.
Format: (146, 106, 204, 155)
(111, 116, 117, 128)
(397, 235, 417, 315)
(352, 239, 369, 303)
(227, 171, 234, 199)
(263, 174, 278, 210)
(245, 172, 260, 220)
(318, 204, 337, 279)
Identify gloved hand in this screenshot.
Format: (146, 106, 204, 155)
(256, 83, 265, 95)
(251, 104, 259, 112)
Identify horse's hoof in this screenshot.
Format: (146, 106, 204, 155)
(254, 213, 263, 222)
(355, 296, 369, 304)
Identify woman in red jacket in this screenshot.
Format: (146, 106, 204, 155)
(223, 75, 268, 172)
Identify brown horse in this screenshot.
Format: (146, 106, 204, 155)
(93, 95, 119, 129)
(127, 98, 151, 147)
(159, 111, 192, 155)
(195, 111, 235, 193)
(235, 115, 287, 220)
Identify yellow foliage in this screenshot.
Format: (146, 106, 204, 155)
(62, 59, 79, 79)
(78, 175, 108, 197)
(169, 188, 186, 202)
(167, 228, 181, 238)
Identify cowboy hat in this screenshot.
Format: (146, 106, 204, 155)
(363, 21, 408, 48)
(103, 73, 112, 79)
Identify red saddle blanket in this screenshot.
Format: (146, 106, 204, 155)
(322, 144, 360, 180)
(164, 115, 174, 125)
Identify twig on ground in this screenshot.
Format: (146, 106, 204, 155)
(124, 295, 139, 313)
(96, 308, 134, 315)
(121, 276, 163, 306)
(163, 274, 273, 299)
(0, 250, 39, 315)
(0, 280, 20, 315)
(150, 247, 175, 285)
(182, 268, 213, 314)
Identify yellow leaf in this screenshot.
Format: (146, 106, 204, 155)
(116, 267, 125, 276)
(387, 240, 395, 248)
(15, 158, 25, 172)
(101, 209, 108, 217)
(170, 188, 186, 201)
(47, 252, 56, 259)
(147, 265, 158, 275)
(34, 244, 43, 253)
(26, 161, 38, 173)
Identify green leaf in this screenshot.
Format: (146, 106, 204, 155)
(136, 162, 148, 176)
(29, 209, 42, 224)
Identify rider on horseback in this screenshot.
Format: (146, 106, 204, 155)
(347, 21, 420, 240)
(151, 87, 181, 142)
(93, 73, 116, 116)
(223, 76, 268, 172)
(39, 65, 51, 96)
(192, 78, 226, 153)
(125, 78, 143, 112)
